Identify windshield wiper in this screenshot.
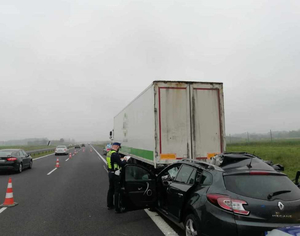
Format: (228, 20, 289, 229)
(267, 190, 291, 200)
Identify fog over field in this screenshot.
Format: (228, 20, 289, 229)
(1, 0, 299, 142)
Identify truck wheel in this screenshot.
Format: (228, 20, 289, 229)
(185, 214, 201, 236)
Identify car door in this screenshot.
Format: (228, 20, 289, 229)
(15, 151, 22, 163)
(166, 164, 198, 220)
(21, 150, 30, 167)
(121, 164, 157, 211)
(19, 150, 28, 167)
(157, 164, 182, 211)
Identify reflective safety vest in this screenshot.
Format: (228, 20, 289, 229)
(106, 150, 119, 170)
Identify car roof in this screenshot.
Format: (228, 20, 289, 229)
(178, 152, 281, 175)
(0, 149, 21, 152)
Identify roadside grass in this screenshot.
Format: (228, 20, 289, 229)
(226, 140, 300, 179)
(30, 150, 55, 159)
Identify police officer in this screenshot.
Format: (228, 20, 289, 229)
(106, 142, 127, 212)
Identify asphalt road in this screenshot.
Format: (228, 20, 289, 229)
(0, 145, 168, 236)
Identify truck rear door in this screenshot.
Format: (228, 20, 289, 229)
(155, 82, 225, 162)
(190, 83, 225, 159)
(155, 82, 191, 162)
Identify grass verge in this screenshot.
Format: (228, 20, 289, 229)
(227, 140, 300, 179)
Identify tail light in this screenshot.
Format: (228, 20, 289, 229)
(7, 157, 17, 161)
(64, 149, 67, 151)
(207, 194, 250, 216)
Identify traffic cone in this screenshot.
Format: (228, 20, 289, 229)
(0, 178, 18, 207)
(69, 153, 72, 159)
(56, 158, 60, 168)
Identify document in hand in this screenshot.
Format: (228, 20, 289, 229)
(125, 156, 131, 160)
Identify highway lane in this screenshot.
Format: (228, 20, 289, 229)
(92, 145, 184, 236)
(0, 146, 166, 236)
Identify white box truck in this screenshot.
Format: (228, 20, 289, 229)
(111, 81, 225, 171)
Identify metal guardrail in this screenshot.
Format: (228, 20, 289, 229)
(26, 147, 75, 156)
(26, 148, 56, 156)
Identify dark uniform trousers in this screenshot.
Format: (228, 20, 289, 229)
(107, 171, 115, 208)
(114, 174, 122, 212)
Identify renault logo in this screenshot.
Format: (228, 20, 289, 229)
(278, 202, 284, 211)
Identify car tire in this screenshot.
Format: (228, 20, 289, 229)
(185, 214, 201, 236)
(17, 163, 23, 173)
(29, 160, 33, 169)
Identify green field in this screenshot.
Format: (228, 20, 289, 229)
(226, 139, 300, 179)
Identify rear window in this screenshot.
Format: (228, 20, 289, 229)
(224, 175, 300, 201)
(57, 146, 66, 148)
(0, 151, 13, 157)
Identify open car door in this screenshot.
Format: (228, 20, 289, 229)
(121, 164, 157, 211)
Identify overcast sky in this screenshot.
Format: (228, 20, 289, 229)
(1, 0, 299, 142)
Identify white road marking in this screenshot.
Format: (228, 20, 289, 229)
(145, 209, 179, 236)
(90, 145, 179, 236)
(0, 207, 7, 214)
(90, 146, 106, 163)
(65, 158, 69, 162)
(33, 153, 55, 161)
(47, 168, 57, 175)
(103, 165, 108, 173)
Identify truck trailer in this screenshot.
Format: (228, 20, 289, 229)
(111, 81, 225, 171)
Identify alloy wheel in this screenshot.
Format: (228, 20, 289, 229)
(186, 218, 198, 236)
(18, 163, 23, 173)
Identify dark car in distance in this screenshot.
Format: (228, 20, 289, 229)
(74, 145, 81, 149)
(0, 149, 33, 173)
(120, 153, 300, 236)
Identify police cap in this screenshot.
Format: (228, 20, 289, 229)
(112, 142, 121, 147)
